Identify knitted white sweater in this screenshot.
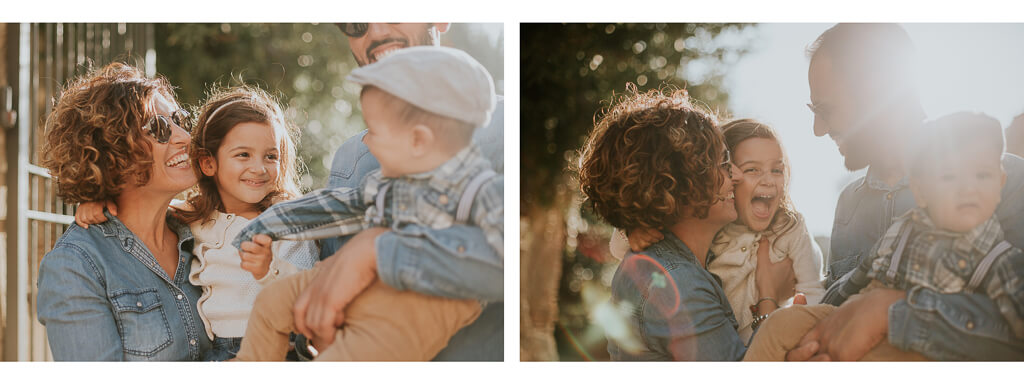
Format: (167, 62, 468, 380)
(188, 211, 318, 340)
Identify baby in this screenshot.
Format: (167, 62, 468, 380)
(231, 46, 503, 361)
(745, 111, 1024, 360)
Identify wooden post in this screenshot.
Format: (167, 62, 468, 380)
(3, 23, 29, 362)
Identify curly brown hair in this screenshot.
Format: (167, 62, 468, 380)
(178, 84, 305, 225)
(720, 118, 799, 241)
(577, 87, 725, 230)
(40, 62, 175, 204)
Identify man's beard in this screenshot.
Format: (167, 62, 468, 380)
(353, 26, 437, 66)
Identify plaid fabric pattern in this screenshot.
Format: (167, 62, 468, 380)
(231, 145, 504, 259)
(825, 207, 1024, 338)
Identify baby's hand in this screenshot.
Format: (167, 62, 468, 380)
(239, 234, 273, 280)
(74, 200, 118, 229)
(627, 227, 663, 252)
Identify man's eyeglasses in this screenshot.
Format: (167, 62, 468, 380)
(806, 102, 831, 124)
(336, 23, 400, 38)
(144, 109, 191, 144)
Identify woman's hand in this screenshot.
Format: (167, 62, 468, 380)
(74, 200, 118, 229)
(293, 227, 389, 349)
(786, 287, 905, 361)
(626, 227, 663, 252)
(754, 236, 796, 312)
(239, 234, 273, 280)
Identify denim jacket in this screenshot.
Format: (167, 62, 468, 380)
(36, 212, 211, 361)
(607, 231, 746, 361)
(315, 97, 504, 361)
(827, 153, 1024, 359)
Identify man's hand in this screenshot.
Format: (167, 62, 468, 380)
(788, 287, 906, 361)
(293, 227, 389, 349)
(626, 227, 663, 252)
(74, 200, 118, 228)
(239, 234, 273, 280)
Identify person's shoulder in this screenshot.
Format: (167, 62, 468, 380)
(44, 224, 108, 271)
(1001, 153, 1024, 188)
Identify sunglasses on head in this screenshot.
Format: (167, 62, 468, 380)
(336, 23, 400, 38)
(144, 109, 191, 144)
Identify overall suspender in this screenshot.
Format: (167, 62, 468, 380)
(372, 169, 497, 227)
(456, 169, 498, 224)
(887, 219, 1012, 292)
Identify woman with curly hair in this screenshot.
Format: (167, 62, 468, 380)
(36, 62, 210, 360)
(618, 119, 826, 345)
(578, 87, 796, 360)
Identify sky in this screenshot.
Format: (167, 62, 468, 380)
(725, 23, 1024, 236)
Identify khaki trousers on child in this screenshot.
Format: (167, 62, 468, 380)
(235, 267, 482, 361)
(744, 301, 929, 361)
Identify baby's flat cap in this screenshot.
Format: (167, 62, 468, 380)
(347, 46, 496, 127)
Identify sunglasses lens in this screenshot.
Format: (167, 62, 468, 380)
(173, 110, 192, 133)
(339, 23, 368, 38)
(154, 116, 171, 143)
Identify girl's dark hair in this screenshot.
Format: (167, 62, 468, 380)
(179, 85, 304, 224)
(41, 62, 175, 203)
(577, 86, 725, 230)
(720, 118, 799, 241)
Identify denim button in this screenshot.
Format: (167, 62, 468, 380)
(177, 294, 183, 300)
(741, 247, 747, 252)
(457, 245, 466, 253)
(966, 320, 975, 330)
(439, 194, 449, 205)
(913, 264, 920, 271)
(957, 259, 967, 269)
(190, 339, 197, 345)
(136, 301, 142, 307)
(886, 193, 893, 200)
(226, 214, 234, 220)
(399, 204, 407, 211)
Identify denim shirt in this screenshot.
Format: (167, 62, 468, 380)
(607, 231, 746, 361)
(36, 212, 210, 361)
(827, 153, 1024, 359)
(316, 97, 505, 361)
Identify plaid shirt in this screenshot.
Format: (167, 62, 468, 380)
(824, 207, 1024, 338)
(231, 145, 503, 259)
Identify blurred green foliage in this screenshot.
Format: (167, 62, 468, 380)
(154, 23, 503, 190)
(520, 23, 754, 360)
(521, 23, 752, 210)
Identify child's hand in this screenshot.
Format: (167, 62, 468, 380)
(627, 227, 663, 252)
(754, 236, 797, 308)
(239, 234, 273, 280)
(293, 227, 389, 349)
(74, 200, 118, 229)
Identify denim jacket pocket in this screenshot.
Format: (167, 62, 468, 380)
(328, 133, 377, 189)
(111, 288, 172, 358)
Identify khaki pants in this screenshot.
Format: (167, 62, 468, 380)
(743, 301, 928, 361)
(235, 267, 482, 361)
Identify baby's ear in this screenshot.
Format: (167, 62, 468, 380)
(199, 155, 217, 177)
(410, 123, 436, 156)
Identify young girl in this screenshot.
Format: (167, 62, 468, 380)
(76, 85, 317, 361)
(612, 118, 824, 344)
